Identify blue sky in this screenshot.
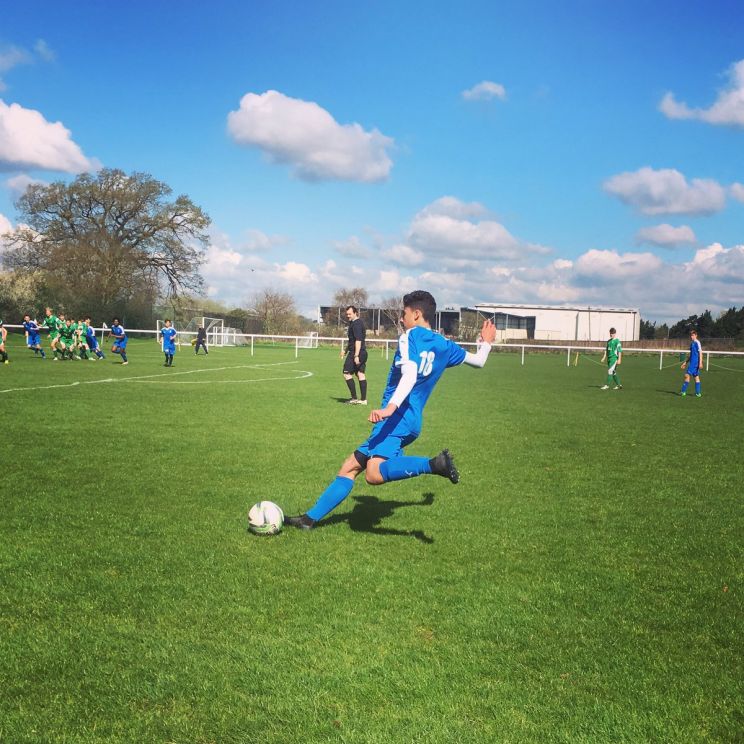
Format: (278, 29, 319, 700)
(1, 0, 743, 321)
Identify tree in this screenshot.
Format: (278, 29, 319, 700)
(333, 287, 369, 309)
(3, 169, 210, 322)
(378, 294, 404, 330)
(639, 319, 656, 339)
(251, 288, 299, 335)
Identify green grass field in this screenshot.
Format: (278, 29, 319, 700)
(1, 335, 742, 743)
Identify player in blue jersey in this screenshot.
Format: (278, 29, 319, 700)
(83, 317, 105, 360)
(284, 290, 497, 530)
(22, 315, 46, 358)
(109, 318, 129, 365)
(159, 319, 178, 367)
(680, 329, 702, 397)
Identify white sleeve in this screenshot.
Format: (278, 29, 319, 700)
(388, 331, 418, 409)
(462, 342, 492, 368)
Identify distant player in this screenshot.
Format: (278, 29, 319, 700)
(194, 325, 208, 355)
(159, 319, 178, 367)
(600, 327, 622, 390)
(83, 316, 105, 360)
(40, 307, 63, 360)
(342, 305, 368, 404)
(58, 318, 78, 360)
(680, 329, 702, 397)
(0, 320, 8, 364)
(23, 315, 46, 358)
(284, 290, 497, 530)
(110, 318, 129, 365)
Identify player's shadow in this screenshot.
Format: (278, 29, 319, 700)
(656, 390, 682, 396)
(330, 396, 357, 404)
(317, 492, 436, 544)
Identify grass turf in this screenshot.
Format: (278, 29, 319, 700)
(0, 336, 742, 743)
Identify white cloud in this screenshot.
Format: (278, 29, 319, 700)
(659, 59, 744, 128)
(333, 236, 371, 259)
(33, 39, 56, 62)
(635, 223, 696, 248)
(575, 249, 663, 282)
(406, 197, 549, 264)
(0, 212, 12, 235)
(381, 243, 425, 267)
(603, 167, 726, 216)
(552, 258, 573, 270)
(5, 173, 46, 196)
(227, 90, 394, 182)
(462, 81, 507, 101)
(0, 99, 99, 173)
(730, 183, 744, 203)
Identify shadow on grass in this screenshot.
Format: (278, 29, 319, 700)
(656, 389, 683, 396)
(317, 492, 436, 544)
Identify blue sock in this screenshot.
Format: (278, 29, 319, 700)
(40, 350, 46, 358)
(379, 456, 432, 483)
(306, 476, 355, 521)
(97, 350, 104, 358)
(695, 382, 701, 394)
(121, 351, 128, 362)
(681, 381, 689, 393)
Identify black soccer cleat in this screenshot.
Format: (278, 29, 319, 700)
(429, 449, 460, 484)
(284, 514, 316, 530)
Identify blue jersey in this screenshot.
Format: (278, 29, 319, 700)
(86, 324, 96, 340)
(111, 324, 126, 340)
(160, 327, 177, 350)
(689, 339, 702, 372)
(23, 320, 41, 344)
(380, 326, 467, 437)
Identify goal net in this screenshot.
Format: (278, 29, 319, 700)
(297, 332, 319, 349)
(182, 316, 226, 347)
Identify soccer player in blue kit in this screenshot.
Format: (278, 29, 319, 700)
(109, 318, 129, 365)
(285, 290, 497, 530)
(159, 319, 178, 367)
(22, 315, 46, 358)
(680, 328, 702, 397)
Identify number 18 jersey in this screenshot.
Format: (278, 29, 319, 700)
(380, 326, 467, 436)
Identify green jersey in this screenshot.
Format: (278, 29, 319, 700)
(42, 314, 63, 337)
(59, 324, 76, 343)
(606, 337, 622, 364)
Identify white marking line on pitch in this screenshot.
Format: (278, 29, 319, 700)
(0, 361, 312, 394)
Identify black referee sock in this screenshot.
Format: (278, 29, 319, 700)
(346, 378, 357, 399)
(359, 380, 367, 401)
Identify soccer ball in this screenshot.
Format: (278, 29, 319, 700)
(248, 501, 284, 535)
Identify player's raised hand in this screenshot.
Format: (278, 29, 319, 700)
(480, 319, 496, 344)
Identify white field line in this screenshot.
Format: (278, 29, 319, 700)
(0, 361, 312, 394)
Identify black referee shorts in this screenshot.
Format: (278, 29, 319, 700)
(343, 348, 368, 374)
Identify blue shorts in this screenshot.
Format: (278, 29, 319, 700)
(687, 364, 700, 376)
(27, 333, 41, 347)
(113, 337, 128, 349)
(357, 417, 419, 460)
(163, 345, 176, 354)
(87, 335, 99, 350)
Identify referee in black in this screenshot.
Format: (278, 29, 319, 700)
(342, 305, 368, 404)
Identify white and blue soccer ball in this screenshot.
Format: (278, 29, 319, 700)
(248, 501, 284, 535)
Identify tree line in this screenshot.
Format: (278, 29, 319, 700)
(640, 308, 744, 341)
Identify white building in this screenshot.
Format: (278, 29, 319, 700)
(469, 303, 640, 342)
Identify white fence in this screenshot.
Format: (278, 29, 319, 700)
(4, 324, 744, 371)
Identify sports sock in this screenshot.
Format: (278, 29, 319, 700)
(613, 373, 621, 385)
(345, 378, 357, 399)
(681, 381, 689, 393)
(359, 379, 367, 400)
(379, 456, 432, 482)
(96, 350, 104, 358)
(606, 374, 613, 385)
(40, 350, 46, 358)
(306, 476, 355, 521)
(0, 351, 6, 362)
(121, 351, 128, 362)
(695, 381, 701, 395)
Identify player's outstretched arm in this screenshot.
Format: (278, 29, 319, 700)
(463, 320, 495, 368)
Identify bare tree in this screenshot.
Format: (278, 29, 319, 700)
(333, 287, 369, 309)
(379, 294, 404, 330)
(251, 288, 298, 335)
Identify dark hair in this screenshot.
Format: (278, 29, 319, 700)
(403, 290, 436, 326)
(690, 328, 698, 335)
(345, 305, 358, 315)
(165, 318, 171, 323)
(610, 327, 616, 334)
(113, 318, 119, 324)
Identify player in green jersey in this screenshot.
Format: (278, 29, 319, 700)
(58, 318, 77, 360)
(76, 319, 91, 359)
(600, 327, 622, 390)
(41, 307, 64, 360)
